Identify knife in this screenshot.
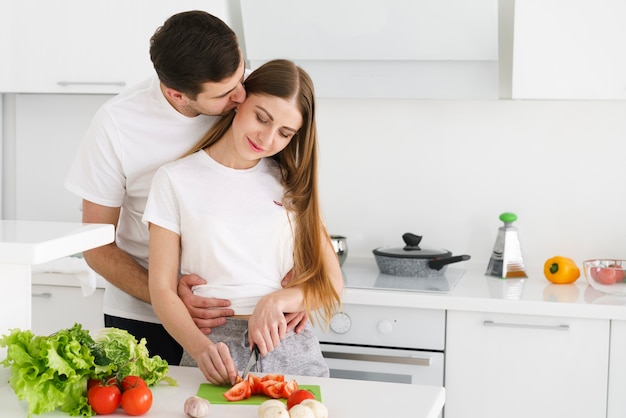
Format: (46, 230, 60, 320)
(241, 345, 260, 380)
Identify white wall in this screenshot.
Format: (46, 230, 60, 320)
(315, 98, 626, 271)
(5, 94, 626, 273)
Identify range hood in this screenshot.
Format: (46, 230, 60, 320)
(239, 0, 499, 99)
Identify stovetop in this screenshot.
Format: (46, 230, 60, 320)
(341, 259, 464, 294)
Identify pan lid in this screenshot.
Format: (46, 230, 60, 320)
(372, 233, 452, 259)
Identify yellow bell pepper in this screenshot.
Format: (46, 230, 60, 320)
(544, 256, 580, 284)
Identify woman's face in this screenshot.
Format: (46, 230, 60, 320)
(231, 93, 302, 165)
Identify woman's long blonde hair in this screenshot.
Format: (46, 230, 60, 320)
(185, 59, 341, 324)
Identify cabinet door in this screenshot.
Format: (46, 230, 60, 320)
(32, 284, 104, 335)
(512, 0, 626, 99)
(608, 320, 626, 418)
(445, 311, 609, 418)
(0, 0, 226, 93)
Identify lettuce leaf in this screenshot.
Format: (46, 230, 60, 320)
(1, 324, 175, 417)
(0, 324, 95, 416)
(90, 327, 170, 386)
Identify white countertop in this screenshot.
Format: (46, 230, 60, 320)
(0, 220, 113, 265)
(0, 365, 445, 418)
(340, 258, 626, 320)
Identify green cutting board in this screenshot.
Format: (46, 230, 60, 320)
(197, 383, 322, 405)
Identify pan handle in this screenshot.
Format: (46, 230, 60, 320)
(428, 254, 471, 271)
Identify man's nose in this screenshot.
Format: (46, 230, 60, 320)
(231, 83, 246, 103)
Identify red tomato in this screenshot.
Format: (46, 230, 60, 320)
(88, 380, 122, 415)
(287, 389, 315, 410)
(260, 381, 285, 399)
(281, 380, 299, 398)
(248, 374, 263, 394)
(88, 376, 117, 391)
(591, 265, 625, 285)
(121, 386, 153, 416)
(261, 374, 285, 382)
(223, 380, 251, 401)
(121, 375, 147, 391)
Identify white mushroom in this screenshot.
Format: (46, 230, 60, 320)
(184, 396, 211, 418)
(258, 405, 290, 418)
(299, 399, 328, 418)
(258, 399, 287, 418)
(288, 404, 316, 418)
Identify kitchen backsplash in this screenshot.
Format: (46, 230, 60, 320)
(3, 95, 626, 272)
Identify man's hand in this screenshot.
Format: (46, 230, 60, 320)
(285, 312, 308, 334)
(280, 270, 309, 332)
(178, 274, 234, 334)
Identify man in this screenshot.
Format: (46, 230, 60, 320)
(66, 10, 302, 365)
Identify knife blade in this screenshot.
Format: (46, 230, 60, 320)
(241, 345, 259, 380)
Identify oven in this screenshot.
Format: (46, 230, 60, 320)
(313, 261, 463, 416)
(314, 303, 446, 387)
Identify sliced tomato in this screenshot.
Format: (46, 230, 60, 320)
(261, 373, 285, 382)
(281, 380, 299, 398)
(260, 381, 285, 399)
(248, 374, 263, 395)
(223, 380, 251, 402)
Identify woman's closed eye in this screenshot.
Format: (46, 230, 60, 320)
(256, 112, 269, 124)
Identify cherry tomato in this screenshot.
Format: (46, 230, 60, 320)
(287, 389, 316, 410)
(281, 380, 299, 398)
(591, 265, 625, 285)
(121, 375, 147, 391)
(88, 380, 121, 415)
(121, 386, 153, 416)
(223, 379, 251, 401)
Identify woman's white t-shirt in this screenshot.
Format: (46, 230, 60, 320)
(143, 151, 295, 315)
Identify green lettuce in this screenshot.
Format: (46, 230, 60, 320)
(89, 327, 172, 386)
(0, 324, 176, 417)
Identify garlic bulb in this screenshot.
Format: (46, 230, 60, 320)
(184, 395, 211, 418)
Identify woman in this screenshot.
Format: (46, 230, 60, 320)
(144, 59, 343, 386)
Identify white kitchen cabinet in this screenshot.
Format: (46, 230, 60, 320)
(0, 0, 230, 94)
(608, 320, 626, 418)
(445, 310, 609, 418)
(240, 0, 499, 99)
(512, 0, 626, 99)
(31, 283, 104, 335)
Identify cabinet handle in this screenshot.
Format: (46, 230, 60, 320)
(322, 350, 432, 366)
(57, 81, 126, 87)
(483, 320, 569, 331)
(32, 292, 52, 298)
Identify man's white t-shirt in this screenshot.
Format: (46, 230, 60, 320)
(65, 76, 218, 323)
(143, 151, 295, 316)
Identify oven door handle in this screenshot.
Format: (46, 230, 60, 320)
(321, 350, 432, 366)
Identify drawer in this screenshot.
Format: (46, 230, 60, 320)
(32, 284, 104, 335)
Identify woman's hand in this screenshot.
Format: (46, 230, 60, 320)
(247, 294, 288, 357)
(178, 274, 235, 334)
(194, 341, 239, 386)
